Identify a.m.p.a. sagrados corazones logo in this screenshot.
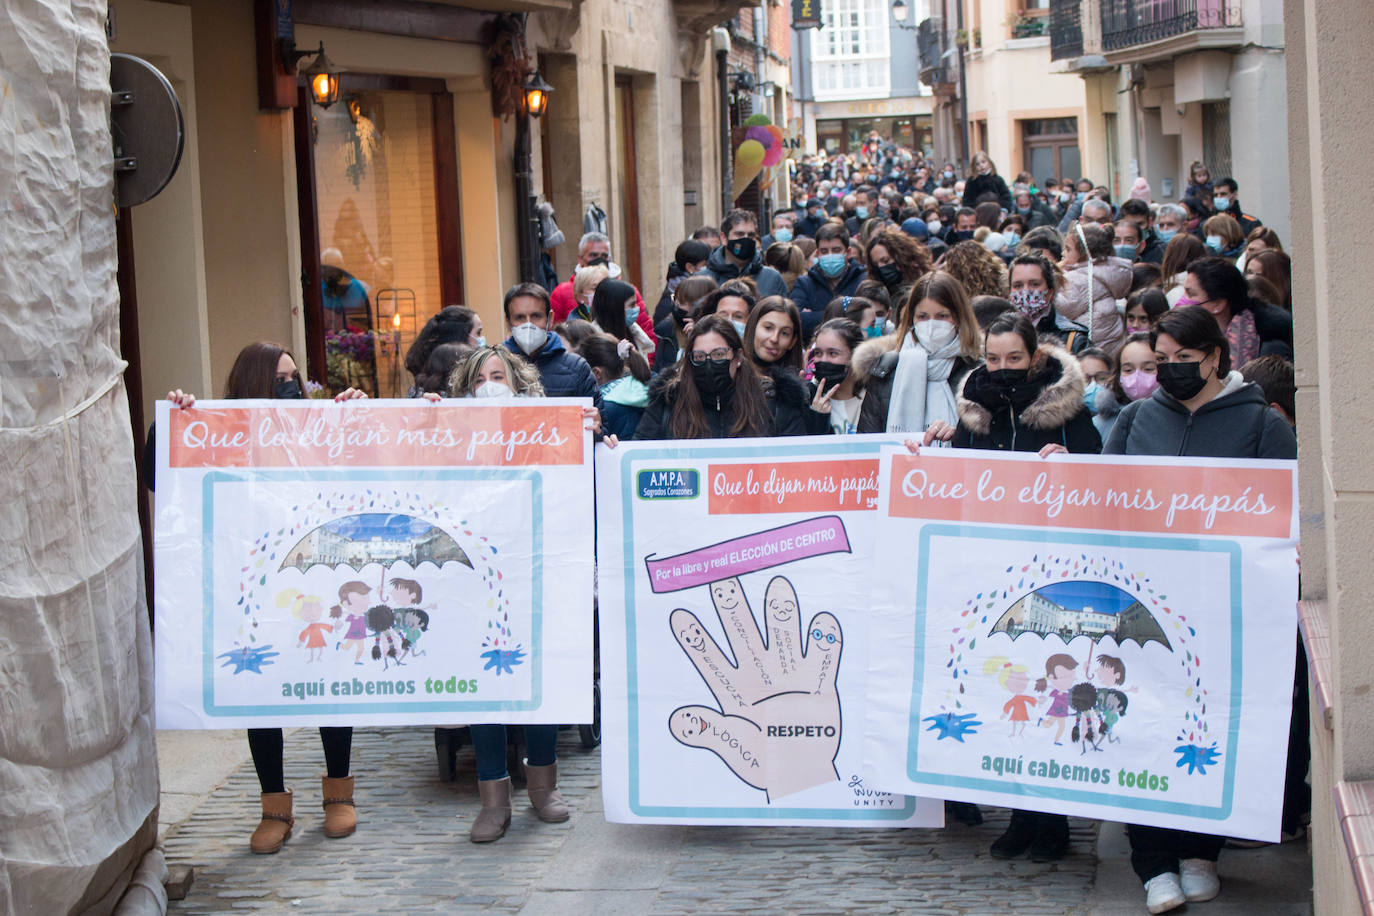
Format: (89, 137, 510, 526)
(637, 469, 700, 500)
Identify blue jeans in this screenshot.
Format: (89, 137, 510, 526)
(470, 724, 558, 782)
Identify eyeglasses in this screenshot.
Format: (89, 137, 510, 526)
(688, 348, 733, 366)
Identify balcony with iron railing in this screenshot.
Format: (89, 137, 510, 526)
(1099, 0, 1241, 53)
(1049, 0, 1083, 60)
(917, 17, 949, 87)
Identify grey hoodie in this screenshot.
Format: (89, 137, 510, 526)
(1102, 371, 1296, 459)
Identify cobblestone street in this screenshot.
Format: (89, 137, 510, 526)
(162, 727, 1105, 915)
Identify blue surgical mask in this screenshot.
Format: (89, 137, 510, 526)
(473, 334, 487, 348)
(1212, 197, 1231, 211)
(731, 319, 747, 338)
(1205, 235, 1224, 253)
(1076, 191, 1088, 201)
(774, 228, 793, 243)
(626, 305, 640, 323)
(1114, 244, 1138, 260)
(817, 253, 847, 277)
(1082, 380, 1101, 415)
(1156, 228, 1178, 244)
(1004, 232, 1021, 248)
(864, 324, 884, 339)
(855, 207, 870, 220)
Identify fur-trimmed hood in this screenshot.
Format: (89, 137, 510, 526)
(956, 344, 1086, 436)
(851, 332, 903, 383)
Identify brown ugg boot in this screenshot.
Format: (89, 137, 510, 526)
(525, 763, 570, 823)
(249, 790, 294, 854)
(321, 775, 356, 838)
(469, 777, 512, 843)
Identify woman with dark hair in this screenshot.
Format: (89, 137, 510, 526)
(1179, 256, 1293, 363)
(917, 310, 1099, 861)
(1161, 233, 1206, 304)
(1094, 331, 1157, 441)
(412, 342, 473, 395)
(853, 271, 982, 434)
(655, 238, 713, 321)
(578, 333, 651, 439)
(1246, 249, 1292, 310)
(1008, 251, 1083, 352)
(743, 296, 805, 374)
(1102, 305, 1295, 914)
(163, 342, 366, 855)
(655, 274, 718, 371)
(1124, 288, 1170, 335)
(403, 306, 481, 395)
(806, 318, 868, 434)
(632, 314, 808, 440)
(590, 278, 655, 360)
(866, 227, 933, 301)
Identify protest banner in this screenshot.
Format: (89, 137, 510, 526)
(153, 399, 594, 728)
(862, 448, 1299, 841)
(596, 436, 942, 827)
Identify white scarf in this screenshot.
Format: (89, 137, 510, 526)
(885, 330, 961, 434)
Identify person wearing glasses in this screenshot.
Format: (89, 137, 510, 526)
(632, 314, 808, 440)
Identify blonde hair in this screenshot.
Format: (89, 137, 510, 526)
(573, 264, 610, 304)
(983, 655, 1030, 691)
(276, 588, 324, 620)
(447, 345, 545, 397)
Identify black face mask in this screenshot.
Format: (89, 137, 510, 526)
(950, 230, 975, 243)
(843, 209, 857, 221)
(987, 368, 1030, 388)
(585, 255, 610, 267)
(274, 378, 305, 400)
(692, 358, 734, 400)
(673, 306, 690, 326)
(812, 361, 849, 387)
(876, 263, 903, 290)
(726, 237, 757, 263)
(1156, 360, 1211, 401)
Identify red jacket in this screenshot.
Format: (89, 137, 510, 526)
(551, 273, 657, 347)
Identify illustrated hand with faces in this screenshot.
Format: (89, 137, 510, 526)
(668, 576, 843, 802)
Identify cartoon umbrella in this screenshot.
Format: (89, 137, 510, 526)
(279, 512, 472, 595)
(988, 579, 1172, 671)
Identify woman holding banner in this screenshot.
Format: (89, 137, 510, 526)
(162, 342, 367, 855)
(632, 314, 808, 441)
(919, 310, 1101, 862)
(1101, 305, 1296, 914)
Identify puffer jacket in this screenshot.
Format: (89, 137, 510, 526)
(1103, 372, 1296, 459)
(790, 260, 868, 337)
(632, 365, 809, 440)
(952, 345, 1102, 454)
(850, 332, 980, 434)
(1054, 257, 1134, 355)
(700, 245, 788, 299)
(501, 331, 603, 410)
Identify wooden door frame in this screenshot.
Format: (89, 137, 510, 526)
(614, 76, 643, 294)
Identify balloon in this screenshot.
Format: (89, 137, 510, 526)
(735, 139, 766, 170)
(745, 125, 774, 148)
(761, 126, 787, 166)
(743, 113, 771, 127)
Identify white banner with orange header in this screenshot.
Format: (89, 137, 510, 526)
(862, 448, 1299, 841)
(596, 436, 942, 827)
(153, 398, 594, 728)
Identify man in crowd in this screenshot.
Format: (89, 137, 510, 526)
(549, 232, 657, 346)
(699, 209, 789, 299)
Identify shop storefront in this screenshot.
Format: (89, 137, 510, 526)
(813, 97, 934, 154)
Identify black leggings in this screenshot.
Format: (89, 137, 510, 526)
(247, 727, 352, 794)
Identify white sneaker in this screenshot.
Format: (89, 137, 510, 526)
(1144, 873, 1187, 914)
(1180, 857, 1221, 902)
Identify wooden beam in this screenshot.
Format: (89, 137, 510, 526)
(293, 0, 500, 44)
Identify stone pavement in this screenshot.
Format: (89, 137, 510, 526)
(157, 727, 1310, 915)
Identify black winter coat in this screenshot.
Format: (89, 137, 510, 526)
(632, 366, 809, 440)
(962, 173, 1014, 211)
(849, 333, 980, 434)
(952, 345, 1102, 454)
(502, 331, 603, 410)
(700, 245, 788, 299)
(1246, 300, 1295, 361)
(1102, 374, 1296, 459)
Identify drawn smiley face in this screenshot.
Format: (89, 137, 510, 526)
(767, 591, 797, 623)
(711, 579, 742, 610)
(677, 621, 708, 653)
(673, 709, 704, 737)
(809, 615, 842, 652)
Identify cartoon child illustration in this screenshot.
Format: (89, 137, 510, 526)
(1034, 653, 1078, 745)
(399, 608, 429, 660)
(278, 589, 332, 663)
(1069, 683, 1100, 754)
(329, 581, 372, 666)
(1096, 689, 1128, 746)
(984, 656, 1036, 737)
(1093, 654, 1127, 690)
(367, 605, 403, 670)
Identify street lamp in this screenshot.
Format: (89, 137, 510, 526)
(892, 0, 909, 24)
(302, 48, 340, 108)
(523, 72, 553, 118)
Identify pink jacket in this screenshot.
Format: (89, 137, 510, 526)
(1054, 257, 1133, 354)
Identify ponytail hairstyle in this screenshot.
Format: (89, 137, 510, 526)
(666, 314, 773, 439)
(578, 332, 651, 384)
(404, 306, 479, 376)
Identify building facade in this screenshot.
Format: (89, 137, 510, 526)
(1049, 0, 1290, 240)
(791, 0, 936, 156)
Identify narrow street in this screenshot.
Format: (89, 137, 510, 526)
(158, 727, 1309, 914)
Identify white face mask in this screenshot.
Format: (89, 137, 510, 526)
(914, 319, 957, 352)
(926, 219, 942, 235)
(473, 380, 513, 398)
(511, 322, 546, 355)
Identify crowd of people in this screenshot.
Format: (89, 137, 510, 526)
(165, 142, 1301, 915)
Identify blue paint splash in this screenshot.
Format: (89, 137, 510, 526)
(217, 645, 279, 674)
(481, 647, 527, 676)
(922, 712, 982, 742)
(1174, 742, 1221, 775)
